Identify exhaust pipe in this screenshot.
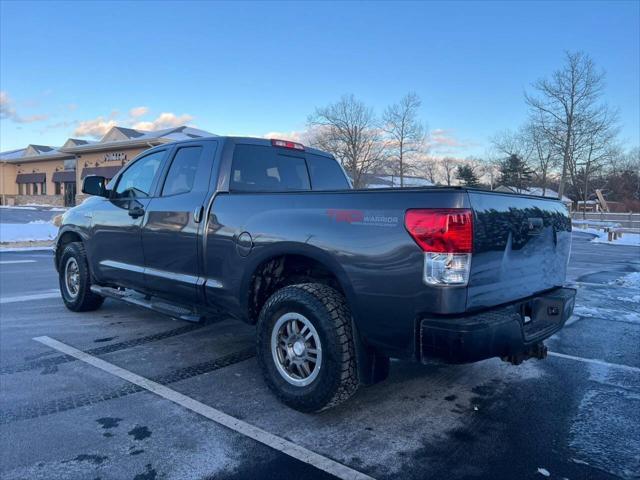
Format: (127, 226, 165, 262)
(501, 342, 548, 365)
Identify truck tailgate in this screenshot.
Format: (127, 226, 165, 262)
(466, 191, 572, 310)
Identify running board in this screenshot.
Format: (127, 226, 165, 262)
(90, 285, 203, 322)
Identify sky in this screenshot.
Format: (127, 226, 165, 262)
(1, 0, 638, 157)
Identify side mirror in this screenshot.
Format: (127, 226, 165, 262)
(82, 175, 108, 197)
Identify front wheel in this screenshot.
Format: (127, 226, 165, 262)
(256, 283, 359, 412)
(58, 242, 104, 312)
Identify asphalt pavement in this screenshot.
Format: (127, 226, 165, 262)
(0, 232, 638, 480)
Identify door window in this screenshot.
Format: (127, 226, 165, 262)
(114, 150, 165, 198)
(161, 146, 203, 196)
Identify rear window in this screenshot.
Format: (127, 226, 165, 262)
(230, 145, 310, 192)
(307, 154, 350, 190)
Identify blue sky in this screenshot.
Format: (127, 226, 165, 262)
(1, 0, 638, 157)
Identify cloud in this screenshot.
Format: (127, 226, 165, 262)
(429, 128, 465, 148)
(73, 116, 118, 138)
(129, 106, 149, 118)
(0, 91, 49, 123)
(263, 130, 306, 143)
(132, 112, 194, 131)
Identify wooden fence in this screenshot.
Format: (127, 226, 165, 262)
(571, 212, 640, 230)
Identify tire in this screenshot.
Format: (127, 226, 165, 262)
(58, 242, 104, 312)
(256, 283, 359, 412)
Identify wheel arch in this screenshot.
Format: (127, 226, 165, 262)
(55, 227, 88, 271)
(240, 242, 357, 325)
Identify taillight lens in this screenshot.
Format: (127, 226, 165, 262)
(405, 209, 474, 286)
(405, 209, 473, 253)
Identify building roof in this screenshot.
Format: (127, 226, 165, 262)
(0, 145, 74, 163)
(495, 185, 572, 203)
(0, 125, 217, 162)
(61, 125, 216, 153)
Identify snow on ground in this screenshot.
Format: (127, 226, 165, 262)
(0, 220, 58, 243)
(613, 271, 640, 288)
(574, 226, 640, 246)
(0, 205, 37, 210)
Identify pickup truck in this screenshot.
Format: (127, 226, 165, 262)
(55, 136, 576, 412)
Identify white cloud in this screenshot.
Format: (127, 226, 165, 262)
(132, 112, 194, 131)
(0, 91, 49, 123)
(263, 130, 308, 143)
(73, 116, 118, 138)
(129, 106, 149, 118)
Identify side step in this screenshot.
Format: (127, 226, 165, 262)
(90, 285, 203, 322)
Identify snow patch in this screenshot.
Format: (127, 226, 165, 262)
(612, 272, 640, 288)
(536, 467, 550, 477)
(617, 295, 640, 304)
(576, 227, 640, 246)
(0, 221, 58, 243)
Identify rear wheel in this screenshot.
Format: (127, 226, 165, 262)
(58, 242, 104, 312)
(256, 283, 359, 412)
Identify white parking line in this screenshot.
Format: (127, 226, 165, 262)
(549, 351, 640, 374)
(0, 291, 60, 304)
(34, 336, 375, 480)
(0, 260, 37, 264)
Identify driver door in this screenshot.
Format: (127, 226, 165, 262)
(88, 148, 169, 290)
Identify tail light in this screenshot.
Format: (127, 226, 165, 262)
(271, 139, 305, 151)
(405, 209, 473, 286)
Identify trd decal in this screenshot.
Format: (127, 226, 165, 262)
(326, 209, 364, 223)
(327, 209, 399, 227)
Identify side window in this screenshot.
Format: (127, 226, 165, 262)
(306, 154, 350, 190)
(115, 150, 165, 198)
(230, 145, 310, 192)
(161, 146, 203, 196)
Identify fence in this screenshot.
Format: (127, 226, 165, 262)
(571, 212, 640, 230)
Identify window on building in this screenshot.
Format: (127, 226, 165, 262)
(18, 184, 24, 195)
(32, 183, 38, 195)
(114, 150, 165, 198)
(41, 182, 47, 195)
(230, 145, 310, 192)
(161, 146, 203, 196)
(55, 183, 62, 195)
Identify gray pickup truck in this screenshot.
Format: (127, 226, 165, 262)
(55, 136, 575, 412)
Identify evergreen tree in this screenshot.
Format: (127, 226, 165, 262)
(499, 154, 533, 191)
(456, 164, 480, 187)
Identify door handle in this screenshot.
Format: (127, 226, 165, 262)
(193, 205, 204, 223)
(129, 206, 145, 218)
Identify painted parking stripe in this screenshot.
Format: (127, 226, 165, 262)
(0, 260, 37, 264)
(549, 351, 640, 374)
(0, 291, 60, 304)
(34, 336, 375, 480)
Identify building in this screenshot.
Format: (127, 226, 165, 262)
(0, 125, 214, 206)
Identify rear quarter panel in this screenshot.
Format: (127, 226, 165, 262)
(204, 188, 469, 358)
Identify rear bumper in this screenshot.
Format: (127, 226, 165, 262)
(419, 287, 576, 364)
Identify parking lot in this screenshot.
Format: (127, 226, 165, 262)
(0, 231, 638, 480)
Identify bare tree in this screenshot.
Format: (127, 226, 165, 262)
(567, 108, 619, 214)
(381, 93, 426, 187)
(525, 51, 610, 199)
(415, 156, 439, 184)
(441, 157, 458, 186)
(490, 128, 533, 162)
(523, 121, 559, 196)
(307, 94, 385, 188)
